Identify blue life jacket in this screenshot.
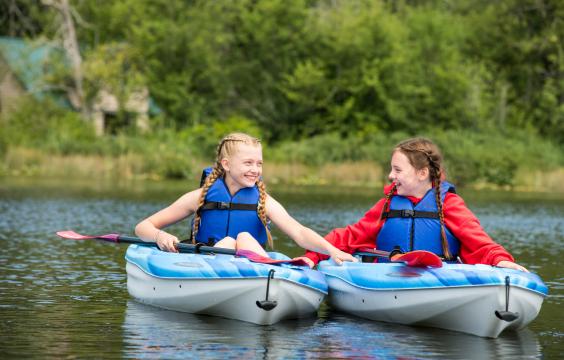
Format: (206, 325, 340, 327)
(376, 181, 460, 260)
(194, 168, 268, 246)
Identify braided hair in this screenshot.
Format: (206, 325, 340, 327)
(393, 138, 453, 260)
(377, 183, 397, 229)
(191, 133, 273, 249)
(256, 178, 273, 249)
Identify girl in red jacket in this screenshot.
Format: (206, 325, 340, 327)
(302, 137, 527, 272)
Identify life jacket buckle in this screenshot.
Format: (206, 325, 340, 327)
(401, 209, 415, 217)
(218, 202, 231, 210)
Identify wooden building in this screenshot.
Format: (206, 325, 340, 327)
(0, 37, 159, 135)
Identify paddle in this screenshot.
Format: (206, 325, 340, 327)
(354, 247, 443, 268)
(56, 230, 309, 266)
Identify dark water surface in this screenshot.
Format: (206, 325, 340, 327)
(1, 178, 562, 359)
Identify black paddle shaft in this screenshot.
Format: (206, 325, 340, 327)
(115, 235, 236, 256)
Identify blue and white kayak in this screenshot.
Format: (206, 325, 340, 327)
(125, 245, 327, 325)
(318, 260, 548, 338)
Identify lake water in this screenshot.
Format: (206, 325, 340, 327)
(1, 178, 562, 359)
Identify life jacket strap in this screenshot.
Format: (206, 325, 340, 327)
(197, 201, 258, 214)
(382, 209, 439, 219)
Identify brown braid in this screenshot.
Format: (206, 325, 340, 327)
(379, 184, 397, 222)
(256, 179, 273, 249)
(372, 183, 397, 243)
(433, 178, 452, 260)
(394, 137, 453, 259)
(425, 148, 452, 260)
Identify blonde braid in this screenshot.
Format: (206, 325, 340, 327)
(256, 179, 273, 249)
(191, 164, 223, 243)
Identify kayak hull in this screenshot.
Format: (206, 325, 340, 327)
(318, 261, 547, 338)
(125, 245, 327, 325)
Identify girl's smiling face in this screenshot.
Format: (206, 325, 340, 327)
(388, 150, 432, 198)
(222, 143, 263, 194)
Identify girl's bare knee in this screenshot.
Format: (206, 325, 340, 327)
(235, 232, 268, 256)
(236, 232, 253, 241)
(215, 236, 236, 248)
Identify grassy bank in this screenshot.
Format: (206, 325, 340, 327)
(1, 98, 562, 191)
(3, 146, 564, 193)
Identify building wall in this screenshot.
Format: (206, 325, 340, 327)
(92, 88, 150, 135)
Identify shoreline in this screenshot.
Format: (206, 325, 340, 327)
(2, 148, 564, 193)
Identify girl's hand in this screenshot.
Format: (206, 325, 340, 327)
(496, 260, 529, 272)
(329, 249, 358, 266)
(293, 256, 315, 269)
(156, 230, 179, 253)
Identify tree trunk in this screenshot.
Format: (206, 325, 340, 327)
(42, 0, 87, 117)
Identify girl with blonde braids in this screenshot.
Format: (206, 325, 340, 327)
(135, 132, 356, 266)
(302, 137, 527, 272)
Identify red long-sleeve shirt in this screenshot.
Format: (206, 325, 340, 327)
(305, 185, 515, 266)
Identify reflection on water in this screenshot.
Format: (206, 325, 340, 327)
(124, 301, 542, 359)
(1, 178, 562, 358)
(124, 301, 318, 359)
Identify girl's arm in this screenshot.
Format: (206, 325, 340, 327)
(303, 198, 387, 266)
(443, 193, 528, 271)
(265, 195, 356, 265)
(135, 188, 202, 252)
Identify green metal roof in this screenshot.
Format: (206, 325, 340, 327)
(0, 36, 162, 115)
(0, 37, 51, 89)
(0, 36, 71, 108)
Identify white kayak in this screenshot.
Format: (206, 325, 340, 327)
(318, 260, 548, 338)
(125, 244, 327, 325)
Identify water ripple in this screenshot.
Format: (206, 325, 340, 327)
(1, 182, 562, 358)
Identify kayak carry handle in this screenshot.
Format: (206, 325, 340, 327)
(495, 276, 520, 322)
(256, 269, 277, 311)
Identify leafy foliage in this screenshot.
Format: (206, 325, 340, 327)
(0, 97, 95, 154)
(1, 0, 562, 184)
